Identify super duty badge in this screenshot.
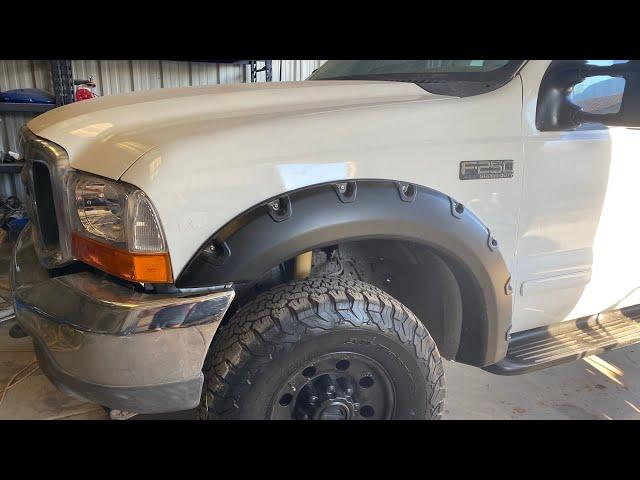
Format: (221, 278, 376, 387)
(459, 160, 514, 180)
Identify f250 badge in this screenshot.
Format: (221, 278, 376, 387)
(459, 160, 514, 180)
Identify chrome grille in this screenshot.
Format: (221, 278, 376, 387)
(19, 127, 74, 268)
(31, 162, 59, 248)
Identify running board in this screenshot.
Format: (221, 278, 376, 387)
(486, 305, 640, 375)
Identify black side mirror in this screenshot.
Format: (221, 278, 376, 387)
(537, 60, 640, 131)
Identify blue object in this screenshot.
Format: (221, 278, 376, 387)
(7, 216, 28, 234)
(0, 88, 55, 104)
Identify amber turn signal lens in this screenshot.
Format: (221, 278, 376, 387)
(72, 233, 173, 283)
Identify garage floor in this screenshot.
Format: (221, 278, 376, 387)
(2, 319, 639, 420)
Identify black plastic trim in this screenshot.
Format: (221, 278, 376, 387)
(333, 181, 357, 203)
(177, 180, 513, 366)
(266, 195, 292, 222)
(309, 61, 527, 97)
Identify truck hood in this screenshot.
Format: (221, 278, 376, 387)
(27, 80, 440, 179)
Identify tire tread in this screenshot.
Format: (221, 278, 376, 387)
(200, 277, 445, 420)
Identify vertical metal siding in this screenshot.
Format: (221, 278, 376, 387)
(0, 168, 26, 202)
(131, 60, 163, 90)
(272, 60, 325, 82)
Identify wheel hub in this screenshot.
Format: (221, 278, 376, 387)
(294, 373, 359, 420)
(317, 400, 351, 421)
(270, 352, 395, 420)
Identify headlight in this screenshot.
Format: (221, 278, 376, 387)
(68, 172, 172, 283)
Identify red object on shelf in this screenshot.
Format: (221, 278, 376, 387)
(75, 86, 94, 101)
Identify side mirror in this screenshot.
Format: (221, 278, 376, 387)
(537, 60, 640, 131)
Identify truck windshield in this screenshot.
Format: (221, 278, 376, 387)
(307, 60, 525, 97)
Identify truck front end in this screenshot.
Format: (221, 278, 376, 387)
(10, 127, 234, 414)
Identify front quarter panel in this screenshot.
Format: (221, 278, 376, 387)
(121, 78, 524, 280)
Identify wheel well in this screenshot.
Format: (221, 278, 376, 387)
(188, 180, 511, 366)
(227, 238, 488, 363)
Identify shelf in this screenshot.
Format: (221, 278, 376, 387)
(0, 163, 24, 174)
(0, 103, 56, 113)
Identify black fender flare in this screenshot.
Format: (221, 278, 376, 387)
(176, 180, 513, 365)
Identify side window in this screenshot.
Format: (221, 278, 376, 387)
(568, 61, 627, 128)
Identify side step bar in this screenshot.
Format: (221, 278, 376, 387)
(486, 305, 640, 375)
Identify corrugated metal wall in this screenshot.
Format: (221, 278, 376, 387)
(0, 59, 325, 200)
(0, 59, 326, 155)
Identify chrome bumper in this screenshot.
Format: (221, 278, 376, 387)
(9, 225, 234, 414)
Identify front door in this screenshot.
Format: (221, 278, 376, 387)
(513, 60, 640, 332)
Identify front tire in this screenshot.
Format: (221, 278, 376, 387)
(200, 277, 445, 420)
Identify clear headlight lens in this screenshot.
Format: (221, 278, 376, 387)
(74, 176, 126, 245)
(70, 173, 167, 253)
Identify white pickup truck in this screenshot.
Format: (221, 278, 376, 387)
(6, 60, 640, 420)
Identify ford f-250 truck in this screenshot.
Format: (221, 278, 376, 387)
(5, 60, 640, 420)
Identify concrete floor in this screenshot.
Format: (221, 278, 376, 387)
(444, 346, 640, 419)
(0, 320, 108, 420)
(1, 318, 639, 420)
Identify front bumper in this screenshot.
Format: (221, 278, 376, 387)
(9, 225, 234, 414)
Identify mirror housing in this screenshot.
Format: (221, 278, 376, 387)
(537, 60, 640, 131)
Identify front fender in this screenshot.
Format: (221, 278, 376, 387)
(177, 180, 513, 365)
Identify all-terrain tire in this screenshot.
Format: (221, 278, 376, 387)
(200, 277, 445, 420)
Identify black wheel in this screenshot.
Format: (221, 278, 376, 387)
(200, 277, 445, 420)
